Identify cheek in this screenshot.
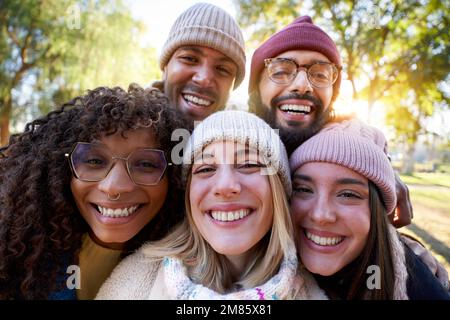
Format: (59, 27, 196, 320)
(340, 205, 371, 241)
(188, 178, 208, 210)
(290, 197, 309, 222)
(258, 73, 282, 106)
(165, 61, 188, 86)
(317, 87, 333, 108)
(70, 178, 86, 206)
(149, 177, 169, 205)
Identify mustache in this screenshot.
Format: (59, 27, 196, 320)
(182, 84, 218, 101)
(271, 93, 323, 110)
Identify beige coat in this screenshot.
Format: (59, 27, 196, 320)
(96, 244, 328, 300)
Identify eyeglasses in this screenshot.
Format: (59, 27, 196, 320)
(65, 142, 168, 186)
(264, 58, 340, 88)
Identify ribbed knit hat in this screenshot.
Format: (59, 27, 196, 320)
(249, 16, 341, 102)
(159, 3, 246, 89)
(289, 119, 396, 213)
(182, 110, 292, 196)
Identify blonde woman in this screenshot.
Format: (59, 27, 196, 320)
(96, 110, 326, 299)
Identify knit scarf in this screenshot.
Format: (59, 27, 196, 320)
(388, 224, 409, 300)
(163, 247, 300, 300)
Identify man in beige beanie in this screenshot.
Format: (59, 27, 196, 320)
(153, 3, 246, 122)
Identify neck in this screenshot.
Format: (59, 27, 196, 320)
(225, 253, 250, 281)
(88, 231, 125, 251)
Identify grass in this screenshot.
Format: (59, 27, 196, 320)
(400, 172, 450, 188)
(399, 171, 450, 277)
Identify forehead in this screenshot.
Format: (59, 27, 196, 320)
(273, 50, 331, 64)
(295, 162, 367, 183)
(199, 141, 260, 161)
(94, 128, 159, 153)
(172, 45, 235, 64)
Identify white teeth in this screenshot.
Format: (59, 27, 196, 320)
(97, 205, 139, 218)
(211, 209, 250, 222)
(183, 94, 212, 107)
(279, 104, 311, 114)
(305, 230, 343, 246)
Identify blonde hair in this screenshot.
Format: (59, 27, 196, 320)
(143, 169, 295, 293)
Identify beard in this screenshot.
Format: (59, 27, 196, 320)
(248, 91, 333, 156)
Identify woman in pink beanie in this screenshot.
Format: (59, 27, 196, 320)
(289, 119, 449, 300)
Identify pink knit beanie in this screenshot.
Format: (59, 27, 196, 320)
(289, 119, 396, 214)
(249, 16, 341, 101)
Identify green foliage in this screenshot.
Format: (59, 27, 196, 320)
(234, 0, 303, 49)
(0, 0, 160, 144)
(235, 0, 449, 156)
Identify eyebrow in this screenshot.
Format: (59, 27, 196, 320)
(180, 46, 235, 65)
(292, 174, 312, 182)
(336, 178, 367, 187)
(235, 148, 258, 157)
(280, 57, 330, 64)
(292, 174, 367, 187)
(193, 152, 214, 164)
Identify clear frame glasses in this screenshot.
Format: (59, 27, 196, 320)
(264, 58, 340, 88)
(65, 142, 168, 186)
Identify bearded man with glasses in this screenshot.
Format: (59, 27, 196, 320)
(245, 16, 450, 284)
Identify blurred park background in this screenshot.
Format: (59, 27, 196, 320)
(1, 1, 449, 273)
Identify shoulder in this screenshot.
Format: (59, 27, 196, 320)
(96, 245, 162, 300)
(404, 244, 450, 300)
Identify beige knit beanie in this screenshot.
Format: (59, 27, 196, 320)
(159, 3, 246, 89)
(290, 119, 397, 214)
(182, 110, 292, 196)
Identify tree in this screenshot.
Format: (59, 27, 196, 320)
(0, 0, 160, 146)
(235, 0, 303, 49)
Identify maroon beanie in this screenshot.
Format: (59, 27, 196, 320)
(249, 16, 342, 102)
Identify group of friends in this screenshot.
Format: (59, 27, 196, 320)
(0, 3, 448, 300)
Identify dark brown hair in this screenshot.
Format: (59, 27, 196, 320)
(0, 84, 188, 299)
(345, 181, 395, 299)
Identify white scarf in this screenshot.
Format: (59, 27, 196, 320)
(163, 247, 301, 300)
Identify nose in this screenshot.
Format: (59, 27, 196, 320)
(192, 64, 214, 88)
(212, 167, 241, 198)
(288, 69, 313, 94)
(309, 195, 336, 225)
(98, 161, 135, 197)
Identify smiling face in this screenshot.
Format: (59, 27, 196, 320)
(189, 141, 274, 268)
(256, 50, 334, 150)
(163, 46, 237, 122)
(290, 162, 370, 276)
(70, 128, 169, 247)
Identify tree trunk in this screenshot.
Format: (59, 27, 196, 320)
(401, 143, 416, 174)
(0, 95, 12, 147)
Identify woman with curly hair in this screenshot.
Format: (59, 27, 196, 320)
(0, 84, 188, 299)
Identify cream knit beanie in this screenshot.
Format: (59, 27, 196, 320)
(182, 110, 292, 196)
(159, 3, 246, 89)
(290, 119, 396, 214)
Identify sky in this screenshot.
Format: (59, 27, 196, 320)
(125, 0, 241, 55)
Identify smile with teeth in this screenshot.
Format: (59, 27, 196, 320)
(305, 230, 344, 246)
(183, 94, 213, 107)
(210, 209, 250, 222)
(97, 205, 139, 218)
(279, 104, 311, 114)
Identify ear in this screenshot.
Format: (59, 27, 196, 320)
(162, 66, 167, 81)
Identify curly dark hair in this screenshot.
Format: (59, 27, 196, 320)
(0, 84, 189, 299)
